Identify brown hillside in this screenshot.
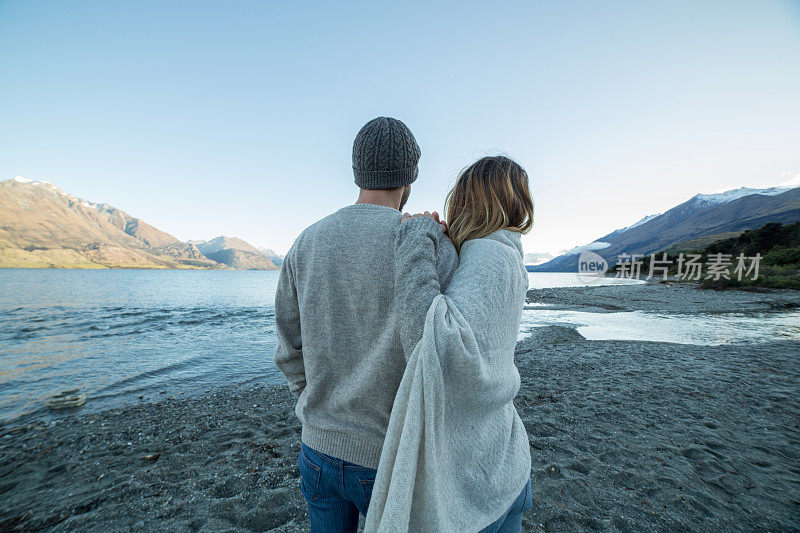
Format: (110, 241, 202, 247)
(0, 178, 225, 269)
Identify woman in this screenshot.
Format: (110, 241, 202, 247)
(364, 156, 535, 532)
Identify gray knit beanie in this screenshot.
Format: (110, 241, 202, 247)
(352, 117, 421, 189)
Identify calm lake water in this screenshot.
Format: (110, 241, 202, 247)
(0, 269, 796, 422)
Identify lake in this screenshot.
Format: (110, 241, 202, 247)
(1, 270, 282, 422)
(0, 269, 795, 422)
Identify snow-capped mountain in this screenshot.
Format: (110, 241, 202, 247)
(11, 176, 110, 211)
(523, 251, 554, 266)
(624, 213, 662, 231)
(691, 185, 797, 207)
(531, 183, 800, 272)
(604, 184, 798, 239)
(559, 241, 612, 256)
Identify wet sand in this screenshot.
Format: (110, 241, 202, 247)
(2, 284, 799, 531)
(516, 329, 800, 531)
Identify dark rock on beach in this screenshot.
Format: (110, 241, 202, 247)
(515, 326, 586, 351)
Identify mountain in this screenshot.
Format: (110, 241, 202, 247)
(258, 247, 280, 258)
(193, 236, 280, 270)
(609, 221, 800, 290)
(0, 178, 229, 269)
(258, 247, 283, 266)
(692, 186, 794, 206)
(260, 248, 283, 267)
(523, 252, 553, 266)
(196, 236, 261, 255)
(532, 185, 800, 272)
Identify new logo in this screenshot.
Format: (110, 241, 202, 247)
(577, 251, 608, 285)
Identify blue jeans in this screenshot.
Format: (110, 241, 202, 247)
(479, 478, 533, 533)
(298, 443, 377, 532)
(298, 443, 532, 533)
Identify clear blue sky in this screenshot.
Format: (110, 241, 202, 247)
(1, 1, 799, 254)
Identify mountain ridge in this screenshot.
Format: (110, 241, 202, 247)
(0, 178, 277, 270)
(532, 185, 800, 272)
(192, 237, 280, 270)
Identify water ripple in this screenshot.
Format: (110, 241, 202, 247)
(0, 269, 283, 422)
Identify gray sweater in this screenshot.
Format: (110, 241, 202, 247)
(273, 203, 458, 469)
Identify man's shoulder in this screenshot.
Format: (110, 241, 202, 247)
(290, 205, 399, 253)
(305, 205, 399, 235)
(295, 215, 328, 242)
(287, 218, 326, 259)
(293, 208, 350, 243)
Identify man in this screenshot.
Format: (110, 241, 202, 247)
(274, 117, 458, 532)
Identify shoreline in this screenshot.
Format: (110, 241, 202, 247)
(526, 281, 800, 314)
(7, 282, 797, 426)
(2, 283, 799, 531)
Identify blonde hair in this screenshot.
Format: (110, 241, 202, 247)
(444, 156, 534, 253)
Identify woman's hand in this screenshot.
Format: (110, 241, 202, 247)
(402, 211, 447, 233)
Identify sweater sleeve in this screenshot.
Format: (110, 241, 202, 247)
(394, 216, 444, 358)
(434, 229, 459, 291)
(273, 250, 306, 397)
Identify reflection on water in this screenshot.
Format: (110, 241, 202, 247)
(519, 308, 800, 345)
(0, 270, 796, 422)
(520, 273, 800, 345)
(526, 272, 645, 289)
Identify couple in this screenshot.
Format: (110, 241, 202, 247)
(275, 117, 534, 532)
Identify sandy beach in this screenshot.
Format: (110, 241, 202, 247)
(2, 283, 799, 532)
